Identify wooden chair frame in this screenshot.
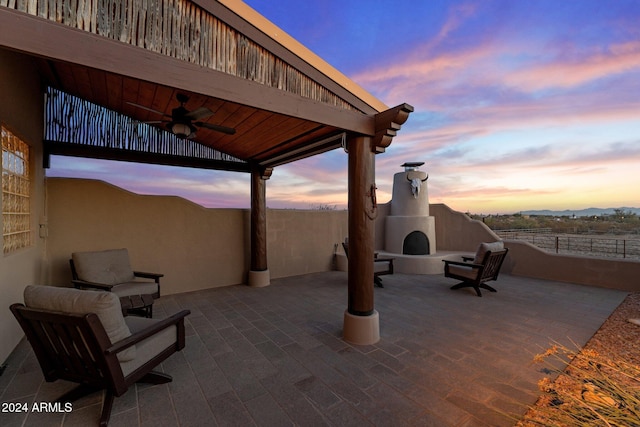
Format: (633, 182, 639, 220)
(10, 303, 190, 427)
(342, 241, 394, 288)
(70, 259, 163, 317)
(443, 248, 508, 297)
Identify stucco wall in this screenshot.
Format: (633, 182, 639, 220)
(503, 240, 640, 291)
(429, 203, 500, 251)
(267, 209, 348, 277)
(0, 49, 47, 363)
(376, 201, 640, 291)
(45, 178, 349, 294)
(375, 202, 499, 252)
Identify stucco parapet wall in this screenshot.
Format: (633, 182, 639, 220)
(376, 200, 639, 291)
(45, 178, 348, 294)
(504, 240, 640, 292)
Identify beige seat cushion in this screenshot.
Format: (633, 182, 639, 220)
(24, 285, 136, 362)
(447, 265, 479, 280)
(111, 281, 159, 297)
(374, 260, 392, 274)
(473, 241, 504, 264)
(72, 248, 135, 285)
(120, 316, 177, 377)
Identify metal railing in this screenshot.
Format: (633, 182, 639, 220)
(496, 230, 640, 259)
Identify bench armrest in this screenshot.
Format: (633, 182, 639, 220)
(133, 271, 164, 282)
(105, 310, 191, 355)
(442, 260, 483, 269)
(72, 279, 114, 291)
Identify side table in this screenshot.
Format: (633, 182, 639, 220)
(119, 294, 154, 318)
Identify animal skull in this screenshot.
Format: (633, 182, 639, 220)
(407, 174, 428, 198)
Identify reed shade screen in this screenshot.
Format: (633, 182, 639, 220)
(0, 0, 356, 112)
(2, 126, 31, 254)
(45, 87, 245, 164)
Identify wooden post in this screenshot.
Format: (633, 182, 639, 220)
(248, 164, 272, 287)
(343, 135, 379, 344)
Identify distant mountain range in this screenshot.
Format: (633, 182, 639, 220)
(520, 207, 640, 217)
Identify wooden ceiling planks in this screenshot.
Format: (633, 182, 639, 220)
(105, 72, 124, 111)
(39, 56, 358, 167)
(121, 77, 141, 116)
(254, 125, 338, 161)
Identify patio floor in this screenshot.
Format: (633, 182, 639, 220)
(0, 272, 628, 427)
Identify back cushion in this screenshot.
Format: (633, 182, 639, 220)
(473, 241, 504, 264)
(24, 285, 136, 362)
(73, 249, 135, 285)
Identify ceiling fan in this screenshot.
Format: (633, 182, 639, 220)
(127, 93, 236, 138)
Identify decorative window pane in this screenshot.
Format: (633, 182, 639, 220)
(2, 126, 31, 254)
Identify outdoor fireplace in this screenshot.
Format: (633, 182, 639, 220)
(384, 162, 437, 256)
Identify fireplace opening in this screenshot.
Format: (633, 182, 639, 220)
(403, 231, 429, 255)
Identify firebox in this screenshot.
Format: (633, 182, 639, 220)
(403, 231, 429, 255)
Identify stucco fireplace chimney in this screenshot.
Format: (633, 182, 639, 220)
(384, 162, 437, 255)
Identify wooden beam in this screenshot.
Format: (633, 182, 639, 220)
(193, 0, 386, 115)
(44, 141, 250, 172)
(259, 132, 345, 168)
(0, 8, 375, 135)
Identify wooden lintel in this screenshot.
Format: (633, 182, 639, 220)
(44, 141, 250, 172)
(259, 132, 346, 168)
(372, 103, 414, 153)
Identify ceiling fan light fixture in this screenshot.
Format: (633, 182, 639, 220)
(171, 122, 192, 138)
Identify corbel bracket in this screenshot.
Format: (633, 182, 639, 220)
(251, 163, 273, 180)
(372, 103, 414, 153)
(260, 167, 273, 180)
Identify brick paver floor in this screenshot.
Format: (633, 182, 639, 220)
(0, 271, 627, 426)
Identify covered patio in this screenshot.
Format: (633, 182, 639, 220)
(2, 2, 637, 426)
(0, 0, 413, 358)
(0, 272, 626, 426)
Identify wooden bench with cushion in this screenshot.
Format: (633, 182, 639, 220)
(443, 241, 508, 297)
(70, 248, 163, 317)
(11, 285, 189, 427)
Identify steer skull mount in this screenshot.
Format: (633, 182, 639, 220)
(407, 174, 428, 198)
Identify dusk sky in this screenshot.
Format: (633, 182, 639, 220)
(47, 0, 640, 214)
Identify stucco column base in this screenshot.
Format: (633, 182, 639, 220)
(343, 310, 380, 345)
(248, 269, 270, 287)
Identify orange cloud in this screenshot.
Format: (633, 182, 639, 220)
(503, 41, 640, 90)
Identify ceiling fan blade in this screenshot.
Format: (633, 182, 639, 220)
(196, 122, 236, 135)
(185, 107, 214, 121)
(129, 120, 164, 126)
(126, 102, 169, 117)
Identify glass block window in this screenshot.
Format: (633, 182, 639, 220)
(2, 126, 31, 254)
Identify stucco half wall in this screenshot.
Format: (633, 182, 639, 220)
(503, 240, 640, 292)
(45, 178, 348, 294)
